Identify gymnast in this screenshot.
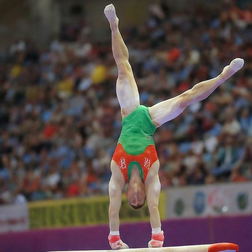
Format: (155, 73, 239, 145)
(104, 3, 244, 250)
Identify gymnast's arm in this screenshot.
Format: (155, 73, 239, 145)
(108, 163, 129, 249)
(146, 174, 162, 229)
(108, 171, 123, 232)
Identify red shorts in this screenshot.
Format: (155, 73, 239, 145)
(112, 143, 158, 182)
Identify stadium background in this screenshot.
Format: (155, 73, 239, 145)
(0, 0, 252, 251)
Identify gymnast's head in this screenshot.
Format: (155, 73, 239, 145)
(126, 166, 146, 210)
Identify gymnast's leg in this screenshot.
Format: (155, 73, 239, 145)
(149, 58, 244, 127)
(104, 4, 140, 117)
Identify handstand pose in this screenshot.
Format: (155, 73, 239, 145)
(104, 3, 244, 250)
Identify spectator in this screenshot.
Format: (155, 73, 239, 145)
(212, 135, 242, 179)
(0, 0, 251, 204)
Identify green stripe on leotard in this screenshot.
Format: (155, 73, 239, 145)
(127, 161, 143, 182)
(118, 105, 156, 155)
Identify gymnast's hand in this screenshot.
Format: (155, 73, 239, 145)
(148, 231, 164, 248)
(108, 234, 129, 250)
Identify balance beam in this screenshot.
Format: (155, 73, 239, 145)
(48, 243, 238, 252)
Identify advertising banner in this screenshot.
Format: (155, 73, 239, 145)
(29, 196, 109, 229)
(0, 203, 29, 233)
(165, 182, 252, 218)
(29, 192, 166, 229)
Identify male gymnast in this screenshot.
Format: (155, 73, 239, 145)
(104, 3, 244, 250)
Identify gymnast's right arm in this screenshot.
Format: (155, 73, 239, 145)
(108, 171, 129, 249)
(108, 175, 122, 232)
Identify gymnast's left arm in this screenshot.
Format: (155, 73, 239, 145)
(146, 175, 164, 248)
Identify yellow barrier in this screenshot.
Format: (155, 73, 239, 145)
(28, 192, 166, 229)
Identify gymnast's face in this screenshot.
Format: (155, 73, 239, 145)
(126, 180, 146, 210)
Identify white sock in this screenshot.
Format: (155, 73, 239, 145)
(110, 231, 120, 236)
(222, 58, 244, 80)
(152, 227, 162, 234)
(230, 58, 244, 71)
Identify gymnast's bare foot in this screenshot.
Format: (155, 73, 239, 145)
(104, 4, 119, 29)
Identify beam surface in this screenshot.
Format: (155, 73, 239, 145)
(48, 243, 238, 252)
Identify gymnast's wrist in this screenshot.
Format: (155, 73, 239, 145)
(108, 231, 120, 242)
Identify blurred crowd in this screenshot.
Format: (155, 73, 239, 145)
(0, 0, 252, 204)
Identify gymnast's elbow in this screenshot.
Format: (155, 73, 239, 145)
(148, 203, 159, 214)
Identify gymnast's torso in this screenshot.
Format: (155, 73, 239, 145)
(112, 105, 158, 182)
